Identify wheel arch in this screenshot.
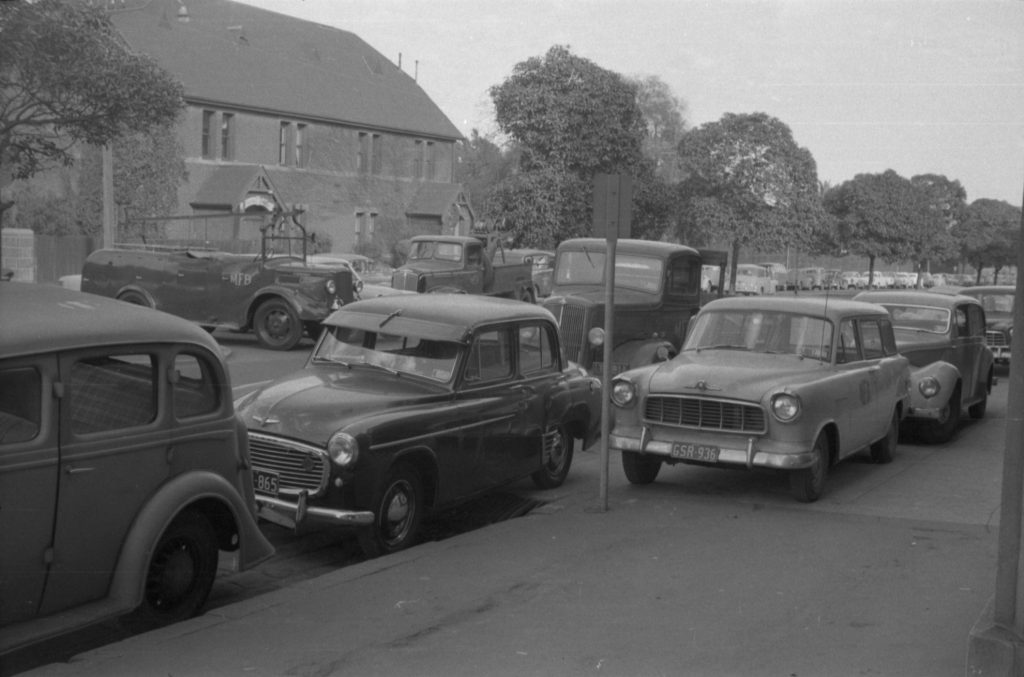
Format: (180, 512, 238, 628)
(389, 446, 440, 510)
(115, 285, 157, 308)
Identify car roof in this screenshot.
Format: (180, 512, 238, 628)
(854, 289, 982, 309)
(324, 294, 557, 343)
(957, 285, 1016, 294)
(556, 238, 699, 258)
(700, 295, 888, 320)
(0, 283, 220, 359)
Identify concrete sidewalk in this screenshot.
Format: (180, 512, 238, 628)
(21, 414, 1004, 677)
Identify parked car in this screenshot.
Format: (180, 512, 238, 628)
(0, 283, 274, 655)
(504, 248, 556, 298)
(863, 270, 894, 289)
(796, 267, 826, 290)
(823, 269, 845, 290)
(855, 290, 994, 443)
(955, 285, 1015, 365)
(235, 294, 602, 557)
(608, 296, 910, 502)
(307, 253, 407, 300)
(841, 271, 868, 289)
(728, 263, 775, 295)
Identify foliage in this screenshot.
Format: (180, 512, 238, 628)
(483, 168, 591, 249)
(908, 174, 965, 271)
(490, 45, 645, 176)
(6, 179, 91, 236)
(454, 129, 519, 217)
(0, 0, 185, 195)
(675, 112, 823, 284)
(953, 198, 1021, 282)
(631, 75, 688, 183)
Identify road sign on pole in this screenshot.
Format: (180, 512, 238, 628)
(592, 174, 633, 241)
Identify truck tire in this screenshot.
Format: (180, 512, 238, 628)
(253, 298, 303, 351)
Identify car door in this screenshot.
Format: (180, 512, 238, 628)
(514, 322, 565, 474)
(160, 254, 217, 321)
(38, 348, 172, 615)
(832, 318, 877, 453)
(950, 303, 981, 400)
(857, 317, 903, 432)
(961, 303, 989, 400)
(0, 355, 58, 627)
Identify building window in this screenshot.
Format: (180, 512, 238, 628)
(201, 110, 215, 159)
(220, 113, 234, 160)
(355, 211, 377, 244)
(425, 141, 435, 180)
(279, 121, 291, 165)
(295, 124, 307, 168)
(358, 132, 369, 174)
(413, 139, 423, 179)
(371, 134, 382, 175)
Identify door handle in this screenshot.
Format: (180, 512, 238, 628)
(65, 465, 95, 475)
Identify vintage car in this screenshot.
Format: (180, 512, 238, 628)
(854, 290, 994, 443)
(0, 283, 274, 655)
(956, 285, 1015, 365)
(608, 296, 911, 502)
(234, 294, 602, 557)
(505, 248, 556, 298)
(841, 271, 868, 289)
(727, 263, 775, 295)
(81, 209, 356, 351)
(796, 267, 826, 290)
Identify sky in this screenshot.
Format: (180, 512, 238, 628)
(237, 0, 1024, 207)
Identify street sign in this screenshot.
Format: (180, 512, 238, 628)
(592, 173, 633, 240)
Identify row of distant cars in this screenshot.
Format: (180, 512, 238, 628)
(703, 264, 953, 296)
(0, 248, 1015, 656)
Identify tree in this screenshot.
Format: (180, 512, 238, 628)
(454, 129, 518, 218)
(631, 75, 688, 183)
(482, 167, 591, 249)
(953, 199, 1021, 283)
(676, 112, 823, 288)
(822, 170, 922, 287)
(0, 0, 185, 222)
(908, 174, 966, 282)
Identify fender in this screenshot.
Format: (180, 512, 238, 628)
(244, 287, 304, 326)
(908, 360, 960, 410)
(612, 338, 677, 372)
(114, 284, 158, 309)
(108, 471, 274, 612)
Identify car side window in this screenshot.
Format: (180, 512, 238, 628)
(836, 320, 861, 364)
(70, 354, 157, 434)
(967, 305, 985, 337)
(172, 352, 220, 419)
(0, 365, 42, 444)
(464, 328, 513, 383)
(666, 257, 699, 296)
(859, 320, 884, 360)
(955, 306, 970, 338)
(879, 318, 898, 355)
(519, 324, 556, 375)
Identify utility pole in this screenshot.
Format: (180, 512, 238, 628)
(102, 144, 115, 247)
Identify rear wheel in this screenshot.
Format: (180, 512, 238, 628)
(968, 371, 991, 419)
(531, 425, 573, 489)
(253, 298, 302, 351)
(790, 432, 829, 502)
(870, 408, 898, 464)
(622, 451, 662, 485)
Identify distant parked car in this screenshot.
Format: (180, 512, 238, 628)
(504, 248, 556, 298)
(855, 290, 994, 443)
(796, 267, 825, 290)
(760, 262, 789, 292)
(728, 263, 775, 295)
(609, 296, 910, 502)
(236, 294, 602, 557)
(841, 271, 868, 289)
(956, 285, 1015, 365)
(0, 283, 274, 655)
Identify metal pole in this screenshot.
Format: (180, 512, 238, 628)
(102, 144, 116, 247)
(993, 181, 1024, 634)
(599, 237, 616, 512)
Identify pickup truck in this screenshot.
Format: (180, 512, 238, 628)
(81, 210, 357, 351)
(542, 238, 727, 378)
(390, 235, 536, 302)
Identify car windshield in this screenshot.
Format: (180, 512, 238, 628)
(313, 326, 461, 382)
(555, 251, 664, 293)
(408, 241, 463, 262)
(882, 304, 950, 334)
(972, 292, 1015, 313)
(682, 309, 834, 361)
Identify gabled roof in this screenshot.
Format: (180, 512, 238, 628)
(406, 183, 466, 217)
(192, 164, 278, 208)
(111, 0, 462, 140)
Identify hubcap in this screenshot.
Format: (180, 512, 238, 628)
(382, 481, 414, 544)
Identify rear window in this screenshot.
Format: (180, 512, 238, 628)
(0, 366, 41, 444)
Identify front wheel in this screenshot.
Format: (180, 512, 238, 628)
(531, 425, 573, 489)
(359, 463, 424, 558)
(790, 432, 829, 502)
(920, 384, 961, 444)
(622, 451, 662, 485)
(253, 298, 303, 350)
(126, 511, 218, 629)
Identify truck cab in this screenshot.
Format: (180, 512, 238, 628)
(391, 235, 535, 302)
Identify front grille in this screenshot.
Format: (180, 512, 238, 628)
(544, 300, 590, 364)
(392, 269, 419, 292)
(248, 431, 329, 496)
(985, 330, 1008, 348)
(644, 396, 767, 433)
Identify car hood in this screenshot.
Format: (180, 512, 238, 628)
(640, 350, 829, 399)
(237, 367, 446, 445)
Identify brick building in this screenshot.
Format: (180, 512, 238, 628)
(110, 0, 472, 258)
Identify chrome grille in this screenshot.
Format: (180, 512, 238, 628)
(644, 396, 767, 433)
(544, 300, 590, 365)
(985, 330, 1008, 348)
(391, 269, 419, 292)
(248, 431, 329, 496)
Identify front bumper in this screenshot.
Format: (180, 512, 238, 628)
(992, 346, 1011, 363)
(256, 492, 374, 531)
(609, 424, 816, 471)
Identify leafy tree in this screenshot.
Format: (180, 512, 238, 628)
(953, 198, 1021, 283)
(631, 75, 688, 183)
(908, 174, 966, 282)
(0, 0, 185, 225)
(454, 129, 518, 217)
(822, 170, 923, 287)
(482, 167, 591, 249)
(676, 112, 823, 288)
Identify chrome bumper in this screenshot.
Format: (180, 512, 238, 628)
(609, 426, 815, 471)
(256, 492, 374, 530)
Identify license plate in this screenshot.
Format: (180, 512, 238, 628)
(253, 468, 280, 497)
(670, 442, 720, 463)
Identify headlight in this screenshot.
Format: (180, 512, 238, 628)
(918, 376, 941, 398)
(324, 278, 337, 295)
(327, 431, 359, 466)
(654, 344, 670, 361)
(771, 393, 801, 422)
(588, 327, 605, 347)
(610, 379, 636, 407)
